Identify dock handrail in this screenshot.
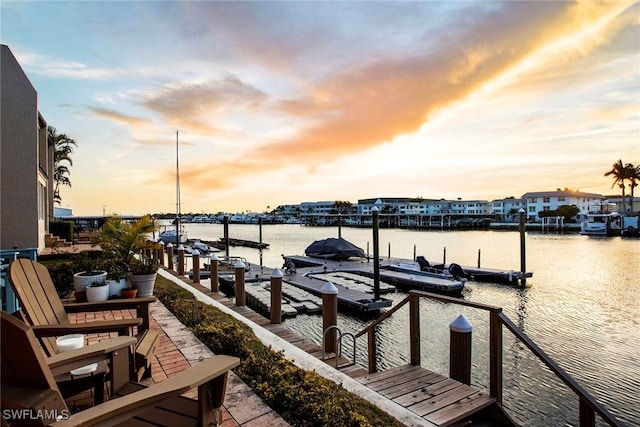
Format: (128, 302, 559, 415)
(322, 325, 356, 368)
(353, 289, 622, 427)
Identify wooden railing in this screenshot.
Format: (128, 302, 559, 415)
(354, 290, 623, 427)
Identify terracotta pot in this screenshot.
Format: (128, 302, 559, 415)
(120, 288, 138, 299)
(74, 291, 87, 302)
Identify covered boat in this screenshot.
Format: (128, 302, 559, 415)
(305, 237, 366, 260)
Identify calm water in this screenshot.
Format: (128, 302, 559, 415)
(177, 223, 639, 426)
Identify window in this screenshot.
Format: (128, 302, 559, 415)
(529, 206, 536, 212)
(38, 183, 45, 220)
(543, 197, 550, 203)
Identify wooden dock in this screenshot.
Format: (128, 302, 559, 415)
(175, 273, 503, 426)
(358, 364, 496, 426)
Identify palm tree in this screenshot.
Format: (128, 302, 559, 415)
(604, 159, 629, 213)
(48, 126, 77, 205)
(626, 163, 639, 214)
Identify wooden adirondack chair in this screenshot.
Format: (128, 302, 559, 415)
(7, 259, 160, 384)
(1, 311, 240, 427)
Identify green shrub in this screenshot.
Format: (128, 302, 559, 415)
(41, 260, 75, 299)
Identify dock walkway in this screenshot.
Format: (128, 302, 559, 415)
(171, 269, 499, 426)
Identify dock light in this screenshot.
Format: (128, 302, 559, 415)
(271, 268, 283, 279)
(234, 259, 245, 269)
(166, 242, 173, 248)
(210, 252, 218, 261)
(320, 281, 338, 294)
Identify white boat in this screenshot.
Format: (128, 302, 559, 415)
(159, 228, 187, 244)
(580, 201, 622, 236)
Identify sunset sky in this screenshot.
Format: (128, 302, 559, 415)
(2, 1, 638, 216)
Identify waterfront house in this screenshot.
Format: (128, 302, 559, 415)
(521, 190, 605, 222)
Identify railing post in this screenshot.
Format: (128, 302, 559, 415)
(579, 397, 595, 427)
(209, 253, 219, 293)
(192, 249, 200, 284)
(177, 244, 185, 276)
(234, 260, 245, 306)
(270, 268, 283, 324)
(450, 314, 472, 385)
(368, 327, 377, 374)
(321, 282, 338, 354)
(489, 309, 503, 403)
(167, 243, 174, 271)
(410, 293, 421, 366)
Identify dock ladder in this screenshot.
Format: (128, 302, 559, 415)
(322, 325, 356, 368)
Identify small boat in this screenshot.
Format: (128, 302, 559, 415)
(580, 201, 622, 236)
(159, 228, 187, 244)
(191, 239, 220, 253)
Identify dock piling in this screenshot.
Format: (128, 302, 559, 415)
(234, 260, 246, 306)
(519, 208, 527, 286)
(210, 253, 219, 293)
(177, 244, 185, 276)
(270, 268, 283, 324)
(192, 249, 200, 284)
(158, 241, 165, 267)
(477, 249, 481, 268)
(450, 314, 473, 385)
(167, 243, 174, 271)
(321, 282, 338, 353)
(372, 207, 380, 301)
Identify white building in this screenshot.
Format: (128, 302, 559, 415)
(521, 190, 604, 222)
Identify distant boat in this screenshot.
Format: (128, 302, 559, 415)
(580, 201, 622, 236)
(159, 228, 187, 245)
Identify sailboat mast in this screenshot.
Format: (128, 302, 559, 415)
(176, 130, 181, 245)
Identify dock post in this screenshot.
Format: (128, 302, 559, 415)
(450, 314, 473, 385)
(210, 253, 219, 292)
(338, 213, 342, 239)
(270, 268, 283, 324)
(234, 260, 246, 306)
(519, 208, 527, 286)
(224, 216, 230, 258)
(158, 241, 165, 267)
(321, 282, 338, 353)
(477, 249, 481, 268)
(443, 246, 447, 265)
(413, 244, 416, 261)
(372, 207, 381, 301)
(177, 244, 185, 276)
(192, 250, 200, 284)
(388, 242, 391, 258)
(259, 217, 263, 269)
(167, 243, 174, 271)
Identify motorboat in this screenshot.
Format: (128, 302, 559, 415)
(580, 201, 622, 236)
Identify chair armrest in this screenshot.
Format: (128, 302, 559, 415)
(62, 297, 156, 312)
(51, 355, 240, 427)
(47, 336, 136, 376)
(63, 297, 155, 334)
(32, 318, 142, 337)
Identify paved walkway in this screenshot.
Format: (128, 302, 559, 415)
(68, 301, 289, 426)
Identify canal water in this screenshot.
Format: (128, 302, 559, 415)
(178, 223, 639, 426)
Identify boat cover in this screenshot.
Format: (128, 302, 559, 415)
(305, 237, 366, 260)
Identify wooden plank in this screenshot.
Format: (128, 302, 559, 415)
(382, 372, 444, 399)
(408, 383, 479, 417)
(366, 368, 442, 392)
(426, 392, 496, 426)
(358, 364, 422, 385)
(393, 378, 460, 407)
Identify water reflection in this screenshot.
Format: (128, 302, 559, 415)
(180, 223, 639, 426)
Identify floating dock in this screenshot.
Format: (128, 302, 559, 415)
(283, 255, 465, 295)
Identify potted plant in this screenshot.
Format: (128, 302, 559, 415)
(128, 256, 159, 297)
(72, 252, 107, 302)
(104, 256, 128, 297)
(85, 281, 109, 302)
(91, 215, 159, 297)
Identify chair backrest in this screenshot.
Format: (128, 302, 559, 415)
(8, 259, 70, 355)
(1, 310, 68, 424)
